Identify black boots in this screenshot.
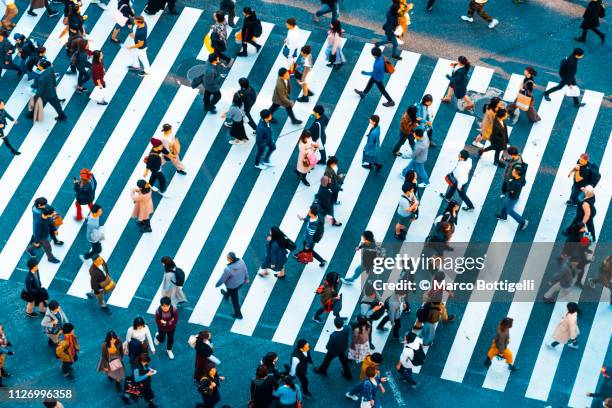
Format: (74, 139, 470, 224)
(138, 219, 152, 233)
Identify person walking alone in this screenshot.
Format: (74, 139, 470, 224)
(238, 77, 258, 131)
(80, 204, 103, 261)
(575, 0, 606, 44)
(0, 98, 20, 155)
(442, 150, 474, 210)
(547, 302, 580, 350)
(31, 59, 67, 121)
(41, 300, 68, 346)
(314, 317, 352, 380)
(269, 68, 303, 125)
(355, 47, 395, 107)
(461, 0, 498, 29)
(154, 296, 178, 359)
(296, 206, 327, 267)
(86, 254, 113, 310)
(131, 179, 153, 233)
(288, 339, 314, 399)
(484, 317, 518, 372)
(479, 109, 509, 167)
(237, 7, 262, 56)
(73, 168, 96, 221)
(401, 128, 429, 187)
(160, 256, 188, 306)
(55, 323, 79, 379)
(215, 252, 249, 319)
(313, 0, 340, 23)
(495, 166, 528, 230)
(97, 331, 125, 390)
(127, 16, 151, 77)
(325, 20, 345, 68)
(375, 3, 401, 60)
(441, 56, 474, 111)
(543, 48, 586, 108)
(254, 109, 275, 170)
(309, 105, 328, 164)
(296, 131, 318, 186)
(362, 115, 382, 172)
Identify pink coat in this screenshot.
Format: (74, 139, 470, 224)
(297, 139, 316, 174)
(131, 190, 153, 221)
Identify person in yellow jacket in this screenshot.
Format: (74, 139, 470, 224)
(56, 323, 80, 379)
(484, 317, 518, 371)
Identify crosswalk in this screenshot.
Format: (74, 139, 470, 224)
(0, 6, 609, 407)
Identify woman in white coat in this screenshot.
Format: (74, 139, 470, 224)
(548, 302, 580, 349)
(325, 20, 345, 68)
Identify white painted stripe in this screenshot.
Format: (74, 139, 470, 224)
(0, 8, 197, 284)
(96, 23, 272, 309)
(195, 16, 239, 61)
(468, 66, 495, 94)
(313, 57, 455, 353)
(501, 74, 525, 103)
(569, 285, 612, 407)
(0, 0, 97, 148)
(271, 50, 421, 346)
(440, 82, 566, 384)
(524, 107, 608, 401)
(0, 0, 112, 218)
(482, 90, 605, 392)
(60, 8, 202, 295)
(231, 43, 376, 336)
(190, 31, 340, 327)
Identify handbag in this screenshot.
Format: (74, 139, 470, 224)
(360, 399, 372, 408)
(188, 334, 197, 348)
(515, 93, 532, 111)
(124, 377, 143, 396)
(109, 358, 123, 371)
(204, 33, 214, 53)
(112, 7, 128, 27)
(393, 25, 403, 36)
(282, 45, 290, 58)
(100, 274, 116, 293)
(296, 250, 314, 264)
(444, 172, 457, 187)
(565, 85, 580, 97)
(383, 57, 395, 74)
(307, 151, 318, 168)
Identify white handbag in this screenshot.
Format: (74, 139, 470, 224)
(565, 85, 580, 97)
(188, 334, 197, 348)
(360, 399, 372, 408)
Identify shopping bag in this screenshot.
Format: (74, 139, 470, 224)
(515, 93, 531, 111)
(565, 85, 580, 97)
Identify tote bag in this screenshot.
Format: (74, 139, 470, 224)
(111, 8, 128, 27)
(515, 93, 531, 111)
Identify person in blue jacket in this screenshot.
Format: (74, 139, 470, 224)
(354, 47, 394, 107)
(254, 109, 276, 170)
(362, 115, 382, 173)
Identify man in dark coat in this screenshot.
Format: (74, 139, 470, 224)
(254, 109, 275, 169)
(543, 48, 586, 108)
(313, 317, 352, 379)
(238, 77, 258, 130)
(576, 0, 606, 43)
(33, 60, 67, 121)
(237, 7, 261, 56)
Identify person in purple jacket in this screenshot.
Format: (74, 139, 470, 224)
(354, 47, 395, 107)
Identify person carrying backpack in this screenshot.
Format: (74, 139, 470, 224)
(154, 297, 178, 360)
(295, 206, 327, 267)
(237, 7, 262, 57)
(211, 11, 232, 65)
(396, 332, 423, 388)
(313, 272, 341, 322)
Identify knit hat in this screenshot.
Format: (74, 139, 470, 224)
(580, 153, 589, 161)
(150, 138, 162, 147)
(27, 257, 39, 270)
(80, 168, 92, 180)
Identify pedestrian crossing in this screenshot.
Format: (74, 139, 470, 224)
(0, 6, 610, 407)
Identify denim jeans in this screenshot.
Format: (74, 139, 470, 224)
(315, 3, 340, 21)
(344, 265, 362, 282)
(398, 366, 418, 385)
(569, 184, 584, 205)
(501, 197, 525, 226)
(375, 32, 399, 57)
(402, 160, 429, 184)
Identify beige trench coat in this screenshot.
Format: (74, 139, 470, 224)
(552, 312, 579, 344)
(130, 190, 153, 221)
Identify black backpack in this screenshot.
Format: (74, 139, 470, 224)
(406, 343, 426, 366)
(416, 303, 431, 322)
(172, 268, 185, 287)
(589, 162, 601, 187)
(313, 219, 325, 243)
(253, 18, 263, 38)
(512, 160, 528, 181)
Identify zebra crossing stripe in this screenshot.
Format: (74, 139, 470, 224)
(367, 67, 495, 359)
(189, 31, 340, 327)
(230, 42, 375, 337)
(0, 4, 165, 282)
(99, 22, 273, 310)
(523, 92, 606, 401)
(60, 8, 202, 296)
(481, 86, 590, 391)
(439, 81, 566, 383)
(501, 74, 525, 103)
(0, 0, 116, 219)
(313, 57, 455, 353)
(271, 50, 421, 346)
(0, 0, 100, 148)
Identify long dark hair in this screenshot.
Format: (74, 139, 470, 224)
(161, 256, 176, 272)
(487, 97, 502, 111)
(104, 330, 118, 346)
(232, 92, 243, 108)
(92, 50, 102, 65)
(132, 317, 145, 330)
(458, 56, 471, 70)
(270, 226, 285, 243)
(406, 105, 417, 122)
(330, 20, 342, 35)
(355, 315, 370, 335)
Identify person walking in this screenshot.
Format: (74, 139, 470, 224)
(110, 0, 135, 43)
(394, 183, 419, 240)
(0, 98, 20, 155)
(312, 272, 341, 322)
(542, 257, 580, 303)
(501, 146, 525, 197)
(154, 296, 178, 359)
(325, 20, 345, 68)
(197, 364, 224, 408)
(41, 300, 68, 346)
(484, 317, 518, 372)
(348, 315, 372, 363)
(575, 0, 606, 44)
(568, 183, 597, 241)
(441, 56, 474, 111)
(416, 93, 437, 147)
(153, 123, 187, 174)
(314, 317, 352, 380)
(73, 169, 96, 221)
(80, 204, 103, 261)
(374, 3, 401, 60)
(461, 0, 498, 29)
(360, 366, 385, 408)
(223, 94, 249, 145)
(215, 252, 249, 319)
(495, 166, 528, 230)
(324, 156, 344, 204)
(85, 254, 113, 310)
(313, 0, 340, 23)
(376, 289, 406, 338)
(471, 97, 502, 148)
(396, 331, 423, 388)
(249, 365, 275, 408)
(401, 128, 429, 187)
(220, 0, 236, 26)
(341, 230, 380, 284)
(288, 339, 314, 400)
(160, 256, 187, 306)
(26, 207, 61, 263)
(211, 11, 231, 65)
(588, 256, 612, 305)
(31, 59, 67, 121)
(296, 206, 327, 267)
(547, 302, 580, 350)
(122, 355, 159, 407)
(359, 285, 386, 348)
(238, 77, 258, 131)
(479, 109, 509, 167)
(543, 48, 586, 108)
(507, 67, 541, 124)
(26, 1, 59, 19)
(127, 16, 151, 77)
(392, 105, 417, 156)
(131, 179, 153, 233)
(0, 324, 13, 387)
(55, 323, 79, 379)
(362, 115, 382, 172)
(254, 109, 275, 169)
(296, 131, 318, 186)
(442, 150, 474, 210)
(269, 68, 303, 125)
(295, 45, 314, 103)
(417, 301, 440, 346)
(74, 39, 91, 94)
(144, 141, 167, 193)
(566, 153, 595, 206)
(125, 317, 156, 369)
(309, 105, 328, 164)
(199, 53, 223, 114)
(354, 46, 395, 107)
(237, 7, 262, 57)
(192, 331, 218, 382)
(317, 176, 342, 226)
(272, 376, 302, 408)
(283, 17, 301, 73)
(258, 226, 292, 278)
(97, 331, 125, 390)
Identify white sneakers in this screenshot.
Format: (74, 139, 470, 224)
(167, 350, 174, 359)
(471, 141, 484, 148)
(461, 15, 474, 22)
(418, 182, 429, 188)
(488, 19, 499, 29)
(254, 164, 267, 170)
(461, 15, 498, 29)
(154, 332, 160, 346)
